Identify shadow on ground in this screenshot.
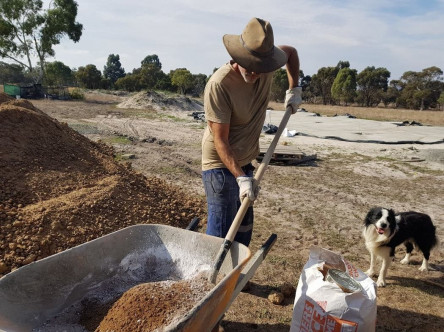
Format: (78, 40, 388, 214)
(376, 306, 444, 331)
(221, 321, 290, 332)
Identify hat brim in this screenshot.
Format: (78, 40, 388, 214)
(223, 34, 287, 73)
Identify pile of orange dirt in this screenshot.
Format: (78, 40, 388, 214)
(94, 275, 213, 332)
(0, 92, 13, 103)
(0, 98, 206, 276)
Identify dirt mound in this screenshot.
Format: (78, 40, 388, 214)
(0, 92, 13, 103)
(117, 90, 203, 113)
(0, 100, 119, 205)
(0, 100, 206, 276)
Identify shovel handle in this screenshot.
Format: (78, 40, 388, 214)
(255, 107, 293, 182)
(209, 106, 293, 283)
(225, 105, 293, 242)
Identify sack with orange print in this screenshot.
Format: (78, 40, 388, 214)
(290, 247, 377, 332)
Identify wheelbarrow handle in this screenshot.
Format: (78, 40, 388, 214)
(209, 106, 293, 283)
(186, 217, 200, 231)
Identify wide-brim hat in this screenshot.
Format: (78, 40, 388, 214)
(223, 17, 287, 73)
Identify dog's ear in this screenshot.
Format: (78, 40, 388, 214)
(387, 208, 396, 221)
(364, 207, 379, 224)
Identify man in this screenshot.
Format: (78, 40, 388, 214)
(202, 17, 302, 247)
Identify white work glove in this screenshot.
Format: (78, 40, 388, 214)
(236, 176, 260, 202)
(284, 87, 302, 114)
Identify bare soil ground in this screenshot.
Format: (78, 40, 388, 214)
(1, 90, 443, 331)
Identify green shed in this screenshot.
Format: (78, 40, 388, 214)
(4, 84, 21, 97)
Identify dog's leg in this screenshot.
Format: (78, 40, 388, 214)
(365, 251, 376, 277)
(419, 247, 431, 272)
(400, 253, 411, 265)
(376, 247, 391, 287)
(419, 258, 429, 272)
(400, 241, 414, 265)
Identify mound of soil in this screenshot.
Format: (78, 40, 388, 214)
(117, 90, 203, 113)
(0, 98, 206, 276)
(0, 92, 13, 103)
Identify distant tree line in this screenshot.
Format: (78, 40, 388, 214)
(298, 61, 444, 110)
(0, 53, 208, 97)
(1, 0, 442, 110)
(1, 55, 443, 110)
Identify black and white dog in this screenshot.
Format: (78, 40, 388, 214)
(363, 207, 438, 287)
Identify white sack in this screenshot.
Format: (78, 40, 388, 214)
(282, 128, 297, 137)
(290, 247, 377, 332)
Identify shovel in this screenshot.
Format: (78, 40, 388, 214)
(208, 105, 294, 283)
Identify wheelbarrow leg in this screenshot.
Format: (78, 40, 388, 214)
(211, 315, 225, 332)
(211, 234, 277, 329)
(230, 233, 277, 302)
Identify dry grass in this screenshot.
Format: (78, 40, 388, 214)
(268, 102, 444, 126)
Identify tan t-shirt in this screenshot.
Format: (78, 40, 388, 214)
(201, 63, 273, 171)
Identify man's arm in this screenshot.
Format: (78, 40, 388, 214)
(279, 45, 300, 88)
(208, 120, 245, 178)
(279, 45, 302, 112)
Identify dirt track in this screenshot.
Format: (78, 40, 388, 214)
(2, 91, 444, 331)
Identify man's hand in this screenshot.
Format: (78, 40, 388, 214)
(285, 87, 302, 114)
(236, 176, 260, 202)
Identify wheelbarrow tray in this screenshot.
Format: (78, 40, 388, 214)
(0, 224, 251, 332)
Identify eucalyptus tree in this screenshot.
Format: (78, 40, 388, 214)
(271, 68, 289, 102)
(357, 66, 390, 107)
(438, 91, 444, 110)
(139, 54, 164, 89)
(0, 0, 82, 83)
(170, 68, 193, 94)
(271, 68, 305, 102)
(0, 61, 26, 84)
(311, 66, 338, 105)
(44, 60, 73, 86)
(398, 66, 443, 110)
(75, 64, 102, 89)
(331, 67, 357, 105)
(103, 54, 125, 86)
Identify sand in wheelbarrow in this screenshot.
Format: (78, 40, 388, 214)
(95, 274, 214, 332)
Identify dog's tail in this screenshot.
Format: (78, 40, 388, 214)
(432, 234, 440, 252)
(430, 221, 440, 252)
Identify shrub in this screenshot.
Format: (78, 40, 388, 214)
(69, 87, 85, 100)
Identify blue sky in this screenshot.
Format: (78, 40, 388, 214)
(42, 0, 444, 80)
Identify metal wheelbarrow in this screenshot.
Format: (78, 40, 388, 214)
(0, 223, 276, 332)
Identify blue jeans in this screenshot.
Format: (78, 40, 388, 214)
(202, 165, 254, 247)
